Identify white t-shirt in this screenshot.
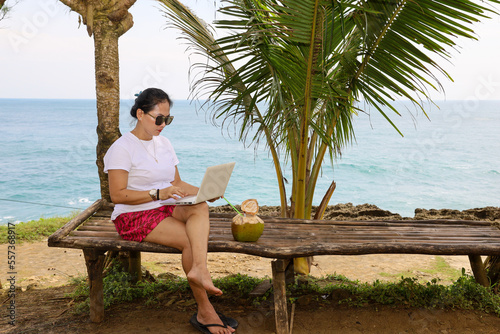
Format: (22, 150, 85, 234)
(103, 132, 179, 220)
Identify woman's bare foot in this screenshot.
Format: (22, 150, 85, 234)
(187, 266, 223, 296)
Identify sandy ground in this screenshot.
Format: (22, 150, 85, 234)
(2, 241, 499, 334)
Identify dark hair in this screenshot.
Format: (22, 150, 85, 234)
(130, 88, 173, 118)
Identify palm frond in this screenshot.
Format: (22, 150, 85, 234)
(159, 0, 500, 219)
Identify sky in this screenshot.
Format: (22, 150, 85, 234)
(1, 0, 500, 101)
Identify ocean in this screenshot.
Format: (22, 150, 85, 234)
(0, 98, 499, 224)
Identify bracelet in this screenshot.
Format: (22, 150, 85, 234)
(157, 189, 160, 201)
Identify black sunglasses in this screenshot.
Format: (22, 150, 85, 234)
(147, 113, 174, 126)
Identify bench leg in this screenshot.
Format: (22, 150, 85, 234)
(83, 249, 106, 322)
(272, 259, 290, 334)
(128, 251, 142, 283)
(468, 255, 490, 287)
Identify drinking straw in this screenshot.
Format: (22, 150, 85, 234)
(222, 196, 244, 216)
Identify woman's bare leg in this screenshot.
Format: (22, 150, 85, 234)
(170, 202, 222, 295)
(144, 216, 234, 333)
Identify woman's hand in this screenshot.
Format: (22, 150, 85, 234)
(207, 196, 222, 203)
(159, 186, 187, 200)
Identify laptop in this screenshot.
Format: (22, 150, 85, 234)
(160, 162, 236, 205)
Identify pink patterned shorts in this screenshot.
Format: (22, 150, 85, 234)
(113, 205, 176, 242)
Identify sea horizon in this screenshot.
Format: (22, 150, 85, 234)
(1, 98, 499, 224)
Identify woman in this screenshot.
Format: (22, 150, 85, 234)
(103, 88, 237, 334)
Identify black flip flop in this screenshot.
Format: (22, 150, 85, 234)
(189, 313, 239, 333)
(216, 311, 239, 329)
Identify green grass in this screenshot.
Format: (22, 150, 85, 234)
(286, 273, 500, 315)
(378, 256, 463, 283)
(320, 273, 500, 315)
(69, 263, 264, 314)
(0, 213, 78, 244)
(70, 263, 191, 314)
(142, 261, 170, 273)
(425, 256, 463, 280)
(68, 263, 500, 317)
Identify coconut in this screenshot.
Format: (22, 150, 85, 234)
(231, 214, 265, 242)
(231, 199, 264, 242)
(241, 199, 259, 215)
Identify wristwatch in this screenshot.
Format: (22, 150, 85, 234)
(149, 189, 158, 201)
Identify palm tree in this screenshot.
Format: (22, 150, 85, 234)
(159, 0, 499, 273)
(160, 0, 499, 218)
(59, 0, 136, 201)
(0, 0, 12, 21)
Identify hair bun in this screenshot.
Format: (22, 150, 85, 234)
(129, 88, 172, 119)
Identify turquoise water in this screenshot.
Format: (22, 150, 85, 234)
(0, 98, 499, 223)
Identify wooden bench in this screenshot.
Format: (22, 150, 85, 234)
(48, 199, 500, 334)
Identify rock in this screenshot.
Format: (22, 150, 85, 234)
(210, 203, 500, 221)
(414, 206, 500, 221)
(464, 207, 500, 221)
(296, 295, 312, 306)
(321, 203, 402, 221)
(157, 272, 180, 281)
(329, 288, 353, 301)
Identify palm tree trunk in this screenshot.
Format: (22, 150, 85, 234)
(0, 0, 9, 21)
(93, 18, 123, 201)
(59, 0, 135, 201)
(485, 256, 500, 291)
(59, 0, 137, 279)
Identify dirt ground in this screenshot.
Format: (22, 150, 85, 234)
(2, 241, 500, 334)
(1, 204, 500, 333)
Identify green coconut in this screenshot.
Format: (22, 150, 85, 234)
(231, 214, 264, 242)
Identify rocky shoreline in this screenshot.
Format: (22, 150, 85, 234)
(210, 202, 500, 221)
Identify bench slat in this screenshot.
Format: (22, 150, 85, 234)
(68, 231, 500, 244)
(49, 205, 500, 258)
(53, 235, 500, 257)
(75, 228, 500, 240)
(258, 217, 496, 226)
(70, 231, 122, 238)
(78, 226, 118, 232)
(73, 215, 500, 246)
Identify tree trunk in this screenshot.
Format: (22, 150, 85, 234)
(484, 256, 500, 291)
(93, 17, 123, 201)
(0, 0, 8, 21)
(59, 0, 135, 201)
